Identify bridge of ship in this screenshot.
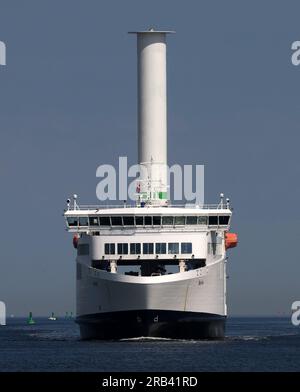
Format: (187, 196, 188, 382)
(64, 204, 232, 233)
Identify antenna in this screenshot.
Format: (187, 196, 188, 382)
(66, 198, 71, 210)
(226, 198, 230, 209)
(220, 193, 224, 208)
(73, 194, 78, 210)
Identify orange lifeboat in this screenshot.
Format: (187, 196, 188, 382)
(225, 232, 238, 249)
(73, 234, 79, 249)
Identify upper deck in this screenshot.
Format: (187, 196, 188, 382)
(64, 202, 232, 233)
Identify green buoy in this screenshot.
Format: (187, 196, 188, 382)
(27, 312, 35, 325)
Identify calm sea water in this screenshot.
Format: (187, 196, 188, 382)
(0, 317, 299, 372)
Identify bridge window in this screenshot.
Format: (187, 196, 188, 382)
(117, 243, 128, 255)
(162, 216, 173, 225)
(219, 216, 230, 225)
(130, 243, 141, 254)
(78, 244, 89, 256)
(143, 243, 154, 254)
(79, 217, 88, 226)
(135, 216, 144, 226)
(168, 243, 179, 254)
(89, 217, 99, 226)
(111, 216, 123, 226)
(99, 217, 110, 226)
(156, 243, 166, 254)
(181, 242, 192, 254)
(123, 216, 134, 226)
(153, 216, 161, 226)
(105, 243, 115, 255)
(174, 216, 185, 225)
(144, 216, 152, 226)
(186, 216, 197, 225)
(208, 216, 218, 225)
(67, 217, 78, 227)
(198, 216, 208, 225)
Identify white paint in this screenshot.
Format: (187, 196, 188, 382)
(87, 232, 208, 261)
(77, 258, 226, 316)
(64, 206, 231, 216)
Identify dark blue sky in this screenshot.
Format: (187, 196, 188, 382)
(0, 0, 299, 316)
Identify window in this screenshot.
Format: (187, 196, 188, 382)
(89, 217, 99, 226)
(153, 216, 161, 226)
(208, 216, 218, 225)
(198, 216, 207, 225)
(123, 216, 134, 226)
(219, 215, 230, 225)
(130, 243, 141, 254)
(79, 217, 88, 226)
(156, 243, 166, 254)
(99, 217, 110, 226)
(135, 216, 144, 226)
(144, 216, 152, 226)
(174, 216, 185, 225)
(117, 243, 128, 255)
(168, 243, 179, 254)
(198, 216, 208, 225)
(162, 216, 173, 225)
(77, 244, 89, 256)
(111, 216, 123, 226)
(181, 242, 192, 254)
(143, 243, 154, 254)
(104, 243, 115, 255)
(186, 216, 197, 225)
(67, 217, 78, 226)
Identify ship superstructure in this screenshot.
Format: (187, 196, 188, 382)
(64, 29, 237, 339)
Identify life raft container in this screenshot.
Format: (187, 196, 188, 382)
(225, 232, 238, 249)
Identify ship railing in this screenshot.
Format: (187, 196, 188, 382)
(66, 203, 231, 211)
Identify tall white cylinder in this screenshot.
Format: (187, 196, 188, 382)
(137, 32, 167, 169)
(130, 30, 174, 204)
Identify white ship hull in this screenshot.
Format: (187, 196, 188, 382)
(76, 257, 227, 339)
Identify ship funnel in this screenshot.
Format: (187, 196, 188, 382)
(129, 29, 174, 205)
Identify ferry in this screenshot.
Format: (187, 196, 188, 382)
(64, 29, 238, 339)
